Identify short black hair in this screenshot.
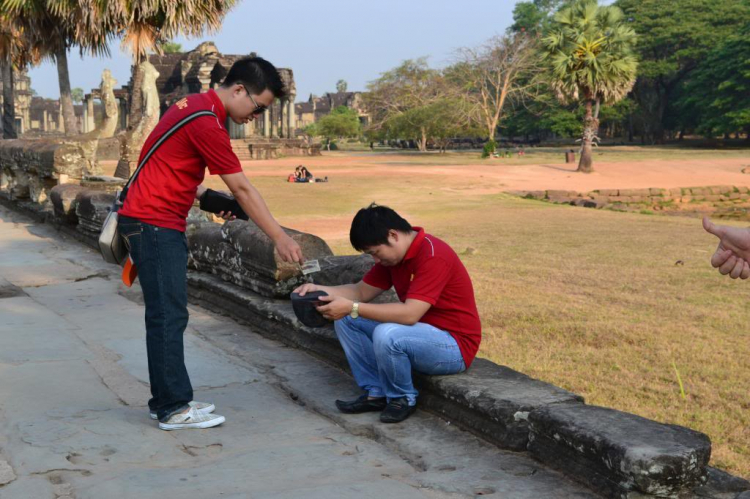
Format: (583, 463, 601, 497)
(350, 203, 413, 252)
(222, 57, 287, 99)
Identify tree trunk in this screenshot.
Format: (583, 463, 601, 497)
(419, 128, 427, 152)
(127, 54, 147, 130)
(577, 99, 596, 174)
(55, 46, 78, 135)
(628, 114, 634, 142)
(2, 62, 17, 139)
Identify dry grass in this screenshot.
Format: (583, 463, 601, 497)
(109, 148, 750, 477)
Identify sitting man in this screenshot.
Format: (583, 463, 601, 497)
(293, 204, 482, 423)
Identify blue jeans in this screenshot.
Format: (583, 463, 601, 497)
(119, 215, 192, 421)
(334, 316, 466, 406)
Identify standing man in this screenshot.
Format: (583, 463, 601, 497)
(294, 204, 481, 423)
(118, 57, 304, 430)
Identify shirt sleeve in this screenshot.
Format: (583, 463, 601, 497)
(362, 263, 392, 290)
(406, 257, 451, 305)
(192, 124, 243, 176)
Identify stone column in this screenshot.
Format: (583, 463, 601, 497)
(42, 109, 48, 132)
(279, 100, 285, 138)
(263, 107, 270, 138)
(58, 107, 65, 133)
(118, 98, 128, 131)
(82, 104, 89, 133)
(270, 101, 278, 138)
(287, 96, 296, 139)
(86, 96, 95, 132)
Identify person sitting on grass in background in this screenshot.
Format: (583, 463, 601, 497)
(293, 204, 482, 423)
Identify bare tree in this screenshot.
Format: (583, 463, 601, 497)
(453, 34, 540, 142)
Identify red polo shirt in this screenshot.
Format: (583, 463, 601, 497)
(362, 228, 482, 368)
(119, 89, 243, 232)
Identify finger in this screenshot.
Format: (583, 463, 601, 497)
(711, 249, 734, 268)
(742, 261, 750, 279)
(703, 217, 727, 238)
(719, 255, 737, 275)
(317, 295, 333, 302)
(730, 258, 745, 279)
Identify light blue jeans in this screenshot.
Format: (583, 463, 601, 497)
(334, 316, 466, 406)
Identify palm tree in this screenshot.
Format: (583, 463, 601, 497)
(542, 0, 637, 173)
(2, 0, 236, 140)
(0, 18, 40, 138)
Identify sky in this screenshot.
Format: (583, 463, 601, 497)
(27, 0, 518, 103)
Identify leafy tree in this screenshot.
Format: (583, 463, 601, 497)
(1, 0, 237, 139)
(71, 87, 84, 104)
(336, 79, 347, 93)
(510, 0, 567, 34)
(365, 58, 448, 151)
(676, 33, 750, 139)
(542, 0, 637, 172)
(162, 41, 183, 54)
(615, 0, 750, 142)
(316, 106, 360, 150)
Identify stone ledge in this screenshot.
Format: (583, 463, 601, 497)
(528, 403, 712, 497)
(187, 271, 583, 452)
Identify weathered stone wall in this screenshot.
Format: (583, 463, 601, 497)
(0, 138, 99, 205)
(1, 182, 748, 499)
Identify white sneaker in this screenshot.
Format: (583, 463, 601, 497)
(158, 406, 225, 431)
(150, 401, 215, 420)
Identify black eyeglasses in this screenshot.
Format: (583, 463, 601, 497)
(241, 85, 267, 116)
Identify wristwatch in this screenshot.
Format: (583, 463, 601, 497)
(350, 302, 360, 319)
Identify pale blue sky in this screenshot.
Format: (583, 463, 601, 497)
(28, 0, 518, 103)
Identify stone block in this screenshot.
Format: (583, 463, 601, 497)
(417, 359, 585, 451)
(547, 190, 579, 199)
(619, 188, 650, 197)
(80, 175, 127, 193)
(597, 189, 619, 196)
(649, 188, 667, 196)
(736, 186, 749, 194)
(693, 466, 750, 498)
(728, 192, 741, 200)
(705, 195, 722, 202)
(528, 403, 711, 498)
(50, 184, 86, 224)
(614, 196, 634, 203)
(187, 219, 335, 298)
(523, 190, 546, 200)
(629, 196, 645, 203)
(75, 190, 115, 236)
(547, 197, 575, 205)
(690, 187, 708, 195)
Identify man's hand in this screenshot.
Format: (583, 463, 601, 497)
(316, 295, 354, 321)
(703, 217, 750, 279)
(274, 233, 304, 264)
(217, 211, 236, 221)
(293, 283, 320, 296)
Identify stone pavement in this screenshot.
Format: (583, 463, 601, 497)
(0, 205, 597, 499)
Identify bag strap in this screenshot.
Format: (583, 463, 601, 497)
(120, 110, 218, 203)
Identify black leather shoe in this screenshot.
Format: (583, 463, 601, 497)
(379, 397, 416, 423)
(335, 394, 387, 414)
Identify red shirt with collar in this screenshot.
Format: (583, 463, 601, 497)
(119, 89, 243, 232)
(362, 228, 482, 368)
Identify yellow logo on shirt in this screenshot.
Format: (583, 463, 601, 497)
(176, 98, 189, 110)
